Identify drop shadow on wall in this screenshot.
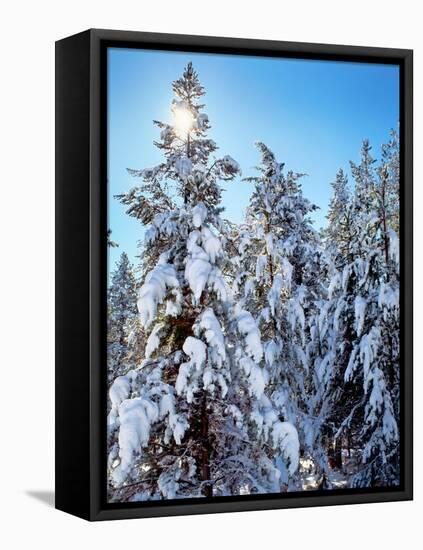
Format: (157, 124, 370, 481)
(26, 490, 55, 508)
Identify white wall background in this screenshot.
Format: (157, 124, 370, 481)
(0, 1, 420, 547)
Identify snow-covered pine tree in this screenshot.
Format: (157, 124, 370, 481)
(350, 139, 377, 222)
(107, 252, 138, 382)
(322, 138, 400, 487)
(347, 137, 400, 487)
(379, 128, 400, 235)
(232, 142, 322, 488)
(108, 64, 298, 501)
(311, 168, 359, 477)
(322, 169, 352, 264)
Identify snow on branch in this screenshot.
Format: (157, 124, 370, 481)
(272, 421, 300, 475)
(235, 307, 263, 363)
(221, 155, 241, 177)
(198, 308, 226, 363)
(138, 264, 179, 329)
(185, 225, 226, 303)
(192, 202, 207, 228)
(112, 397, 159, 485)
(145, 323, 164, 358)
(183, 336, 207, 370)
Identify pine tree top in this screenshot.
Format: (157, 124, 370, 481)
(172, 62, 205, 105)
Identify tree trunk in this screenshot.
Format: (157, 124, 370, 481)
(334, 437, 343, 470)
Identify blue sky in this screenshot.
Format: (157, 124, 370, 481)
(108, 47, 399, 271)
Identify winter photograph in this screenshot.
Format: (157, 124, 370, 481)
(106, 47, 400, 503)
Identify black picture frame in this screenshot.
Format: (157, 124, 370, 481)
(55, 28, 413, 521)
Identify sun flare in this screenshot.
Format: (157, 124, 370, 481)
(173, 105, 194, 139)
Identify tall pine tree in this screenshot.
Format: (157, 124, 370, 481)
(108, 65, 298, 501)
(320, 138, 400, 487)
(233, 143, 322, 488)
(108, 252, 138, 382)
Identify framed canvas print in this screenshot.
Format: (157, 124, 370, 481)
(55, 29, 413, 521)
